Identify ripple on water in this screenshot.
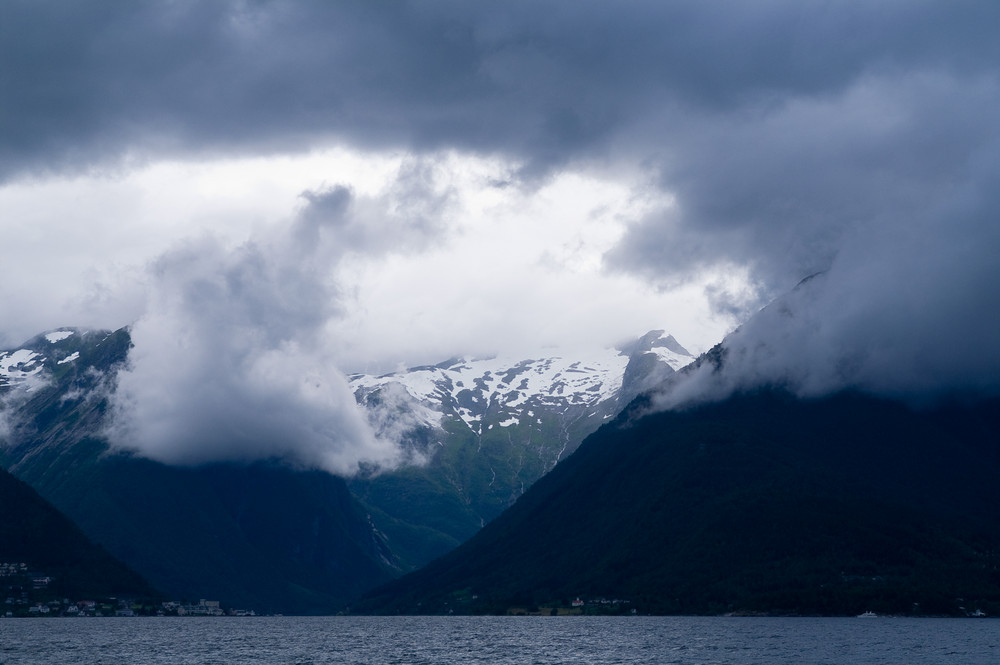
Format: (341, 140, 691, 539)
(0, 616, 997, 665)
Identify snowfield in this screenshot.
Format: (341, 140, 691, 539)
(350, 333, 693, 434)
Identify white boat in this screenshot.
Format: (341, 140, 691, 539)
(857, 611, 878, 618)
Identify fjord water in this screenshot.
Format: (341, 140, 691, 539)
(1, 616, 996, 664)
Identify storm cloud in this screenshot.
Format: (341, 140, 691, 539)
(5, 0, 1000, 461)
(6, 2, 996, 180)
(612, 67, 1000, 406)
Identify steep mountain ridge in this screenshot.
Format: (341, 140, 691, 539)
(355, 390, 1000, 616)
(0, 464, 158, 604)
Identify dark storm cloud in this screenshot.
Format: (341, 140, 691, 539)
(5, 1, 997, 179)
(609, 72, 1000, 287)
(6, 0, 1000, 407)
(617, 69, 1000, 406)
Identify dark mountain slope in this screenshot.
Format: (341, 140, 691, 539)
(355, 391, 1000, 616)
(0, 465, 157, 600)
(43, 455, 397, 614)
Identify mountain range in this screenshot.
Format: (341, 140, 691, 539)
(349, 282, 1000, 617)
(1, 326, 691, 612)
(348, 330, 693, 569)
(6, 317, 998, 617)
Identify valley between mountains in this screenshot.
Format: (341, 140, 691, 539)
(0, 326, 692, 613)
(3, 321, 998, 617)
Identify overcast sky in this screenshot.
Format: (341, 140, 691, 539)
(3, 1, 998, 471)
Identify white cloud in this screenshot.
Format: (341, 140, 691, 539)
(99, 153, 453, 472)
(326, 167, 731, 372)
(1, 147, 728, 356)
(0, 148, 408, 345)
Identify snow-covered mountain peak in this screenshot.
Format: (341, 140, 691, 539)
(351, 332, 694, 437)
(618, 329, 694, 370)
(1, 328, 103, 392)
(44, 330, 76, 343)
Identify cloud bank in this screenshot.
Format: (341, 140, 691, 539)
(3, 1, 998, 449)
(7, 3, 997, 183)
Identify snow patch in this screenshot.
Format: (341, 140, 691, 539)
(352, 348, 629, 431)
(57, 351, 81, 365)
(0, 350, 44, 378)
(349, 333, 687, 434)
(45, 330, 75, 343)
(650, 345, 694, 371)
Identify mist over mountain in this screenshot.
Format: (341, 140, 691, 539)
(4, 286, 998, 618)
(356, 389, 1000, 617)
(352, 280, 1000, 616)
(635, 269, 999, 417)
(1, 325, 695, 611)
(102, 185, 447, 476)
(1, 329, 398, 613)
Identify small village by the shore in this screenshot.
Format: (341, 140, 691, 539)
(2, 562, 257, 618)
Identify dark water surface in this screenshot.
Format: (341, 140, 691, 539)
(1, 615, 997, 664)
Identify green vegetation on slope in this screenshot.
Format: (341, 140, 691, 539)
(350, 391, 610, 571)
